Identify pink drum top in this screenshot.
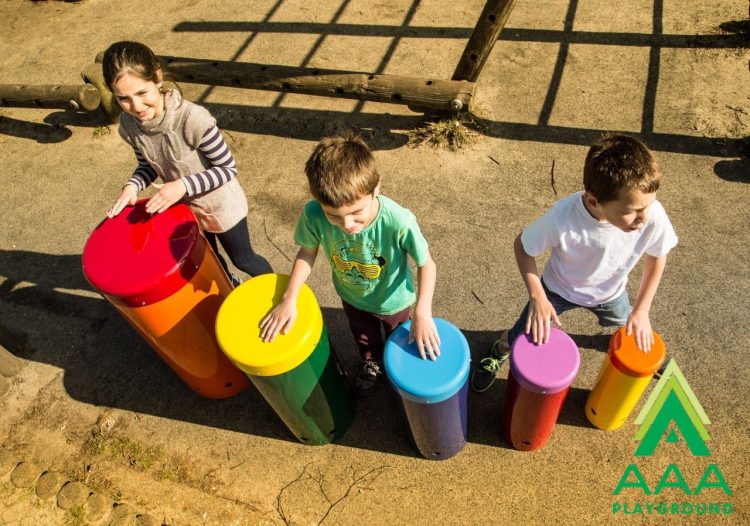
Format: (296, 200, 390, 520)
(81, 201, 203, 306)
(510, 328, 580, 394)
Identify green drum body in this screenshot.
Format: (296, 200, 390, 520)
(216, 273, 355, 444)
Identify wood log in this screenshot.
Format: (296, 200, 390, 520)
(0, 84, 100, 111)
(95, 52, 475, 112)
(452, 0, 518, 82)
(81, 63, 120, 122)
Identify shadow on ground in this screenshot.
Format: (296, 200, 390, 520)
(0, 248, 609, 457)
(0, 114, 72, 144)
(713, 155, 750, 183)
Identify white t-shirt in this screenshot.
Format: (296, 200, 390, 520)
(521, 191, 678, 306)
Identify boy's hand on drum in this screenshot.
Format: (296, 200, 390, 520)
(107, 184, 138, 218)
(409, 311, 441, 361)
(626, 309, 654, 352)
(145, 180, 187, 214)
(260, 300, 297, 342)
(525, 295, 560, 345)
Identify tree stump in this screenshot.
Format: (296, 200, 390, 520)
(10, 462, 41, 488)
(57, 481, 89, 510)
(35, 471, 68, 500)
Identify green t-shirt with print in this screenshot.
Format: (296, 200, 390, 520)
(294, 195, 430, 315)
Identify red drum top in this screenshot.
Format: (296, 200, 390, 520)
(82, 200, 204, 306)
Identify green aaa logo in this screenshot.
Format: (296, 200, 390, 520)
(633, 360, 710, 457)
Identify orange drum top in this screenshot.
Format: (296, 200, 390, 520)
(82, 201, 204, 307)
(608, 327, 666, 377)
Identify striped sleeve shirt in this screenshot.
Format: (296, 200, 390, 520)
(125, 126, 237, 196)
(125, 149, 158, 191)
(182, 126, 237, 197)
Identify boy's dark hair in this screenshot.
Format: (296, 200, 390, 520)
(102, 41, 162, 91)
(583, 134, 661, 203)
(304, 133, 380, 207)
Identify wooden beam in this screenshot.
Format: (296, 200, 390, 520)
(0, 84, 100, 111)
(95, 52, 476, 112)
(452, 0, 518, 82)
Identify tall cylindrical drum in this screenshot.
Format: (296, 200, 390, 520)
(502, 328, 580, 451)
(215, 273, 355, 445)
(384, 318, 471, 460)
(585, 327, 666, 430)
(81, 201, 250, 399)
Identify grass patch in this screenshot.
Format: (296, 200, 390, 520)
(155, 454, 190, 484)
(92, 125, 111, 139)
(406, 115, 479, 151)
(63, 504, 87, 526)
(66, 464, 117, 499)
(112, 488, 124, 503)
(83, 428, 160, 471)
(107, 436, 159, 470)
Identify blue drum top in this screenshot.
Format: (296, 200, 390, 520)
(384, 318, 470, 404)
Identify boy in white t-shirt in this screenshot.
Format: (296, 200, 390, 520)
(472, 134, 678, 392)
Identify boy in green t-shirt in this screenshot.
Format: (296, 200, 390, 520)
(261, 133, 440, 396)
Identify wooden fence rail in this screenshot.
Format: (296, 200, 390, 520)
(0, 84, 100, 111)
(95, 52, 476, 114)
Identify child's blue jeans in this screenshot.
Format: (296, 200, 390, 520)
(507, 280, 631, 346)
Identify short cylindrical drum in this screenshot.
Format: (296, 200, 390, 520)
(586, 327, 666, 430)
(215, 273, 355, 445)
(384, 318, 471, 460)
(502, 328, 580, 451)
(81, 201, 250, 399)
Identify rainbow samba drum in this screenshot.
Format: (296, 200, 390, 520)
(215, 273, 355, 445)
(81, 201, 249, 399)
(586, 327, 666, 430)
(384, 318, 471, 460)
(502, 328, 580, 451)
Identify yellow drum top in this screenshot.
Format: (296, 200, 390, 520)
(215, 273, 323, 376)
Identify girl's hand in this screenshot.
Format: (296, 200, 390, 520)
(107, 185, 138, 218)
(145, 180, 187, 214)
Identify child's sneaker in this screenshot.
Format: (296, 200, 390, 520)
(230, 274, 243, 288)
(356, 359, 383, 397)
(471, 331, 511, 393)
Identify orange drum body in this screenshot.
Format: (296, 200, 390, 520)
(82, 201, 249, 398)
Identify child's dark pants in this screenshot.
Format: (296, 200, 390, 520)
(342, 301, 410, 362)
(205, 218, 273, 278)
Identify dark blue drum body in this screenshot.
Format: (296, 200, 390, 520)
(384, 318, 471, 460)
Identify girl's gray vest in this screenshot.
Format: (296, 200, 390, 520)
(119, 90, 247, 233)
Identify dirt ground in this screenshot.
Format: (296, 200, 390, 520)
(1, 0, 748, 524)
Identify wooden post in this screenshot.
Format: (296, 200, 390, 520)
(81, 63, 120, 122)
(95, 52, 476, 112)
(452, 0, 518, 83)
(0, 84, 100, 111)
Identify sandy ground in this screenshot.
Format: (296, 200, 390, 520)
(0, 0, 748, 524)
